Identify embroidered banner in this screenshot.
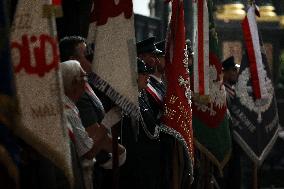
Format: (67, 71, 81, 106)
(162, 0, 194, 181)
(10, 0, 73, 185)
(87, 0, 139, 118)
(230, 51, 279, 165)
(229, 5, 280, 165)
(193, 0, 209, 96)
(191, 0, 231, 173)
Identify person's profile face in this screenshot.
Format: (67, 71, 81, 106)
(75, 42, 88, 60)
(137, 73, 149, 90)
(227, 67, 239, 84)
(140, 52, 159, 68)
(158, 55, 165, 65)
(72, 69, 87, 100)
(73, 42, 93, 72)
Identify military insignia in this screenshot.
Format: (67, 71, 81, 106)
(193, 64, 226, 116)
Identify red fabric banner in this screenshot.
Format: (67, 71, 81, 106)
(163, 0, 194, 161)
(242, 16, 261, 99)
(52, 0, 61, 6)
(90, 0, 133, 25)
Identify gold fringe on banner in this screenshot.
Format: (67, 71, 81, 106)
(194, 139, 232, 176)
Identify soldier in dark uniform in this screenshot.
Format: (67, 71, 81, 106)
(221, 56, 243, 189)
(222, 56, 240, 103)
(137, 37, 166, 118)
(155, 40, 166, 81)
(134, 38, 193, 189)
(119, 58, 161, 189)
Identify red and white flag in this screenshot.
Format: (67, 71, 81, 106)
(193, 0, 209, 96)
(10, 0, 73, 186)
(146, 83, 163, 105)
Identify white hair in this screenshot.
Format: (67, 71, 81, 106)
(60, 60, 82, 92)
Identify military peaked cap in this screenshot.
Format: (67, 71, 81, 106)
(136, 37, 162, 55)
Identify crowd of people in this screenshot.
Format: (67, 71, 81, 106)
(54, 35, 241, 189)
(57, 35, 192, 189)
(2, 26, 272, 189)
(0, 32, 246, 189)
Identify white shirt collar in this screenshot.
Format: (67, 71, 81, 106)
(149, 74, 163, 83)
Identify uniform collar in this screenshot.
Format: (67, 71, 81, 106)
(149, 74, 163, 84)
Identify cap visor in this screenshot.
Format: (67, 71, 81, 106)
(153, 49, 163, 55)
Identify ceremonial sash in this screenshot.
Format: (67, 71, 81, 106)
(146, 83, 163, 105)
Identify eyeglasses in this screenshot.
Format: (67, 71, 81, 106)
(79, 73, 88, 82)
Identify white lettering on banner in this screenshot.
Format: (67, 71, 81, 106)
(231, 105, 256, 133)
(11, 13, 32, 32)
(31, 103, 59, 119)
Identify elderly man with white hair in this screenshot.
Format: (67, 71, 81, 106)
(61, 60, 101, 158)
(60, 60, 126, 189)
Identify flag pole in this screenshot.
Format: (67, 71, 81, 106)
(111, 125, 119, 189)
(252, 162, 258, 189)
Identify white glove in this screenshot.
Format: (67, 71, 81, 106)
(101, 106, 122, 129)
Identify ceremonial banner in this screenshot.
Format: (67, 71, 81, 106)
(242, 5, 267, 100)
(0, 0, 19, 187)
(10, 0, 73, 185)
(162, 0, 194, 180)
(87, 0, 139, 117)
(192, 0, 231, 173)
(228, 5, 280, 165)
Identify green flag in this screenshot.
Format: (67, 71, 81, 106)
(192, 0, 231, 173)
